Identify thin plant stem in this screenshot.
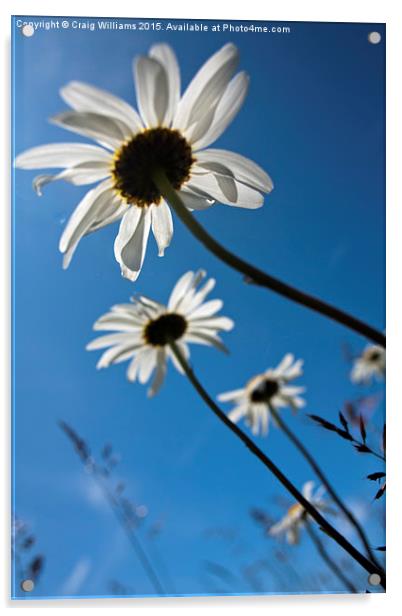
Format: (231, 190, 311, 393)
(97, 477, 166, 596)
(153, 169, 385, 347)
(304, 519, 358, 593)
(168, 341, 385, 589)
(268, 403, 383, 574)
(59, 421, 165, 596)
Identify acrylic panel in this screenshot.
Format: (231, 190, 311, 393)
(12, 16, 386, 599)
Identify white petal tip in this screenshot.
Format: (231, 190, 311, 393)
(120, 267, 140, 282)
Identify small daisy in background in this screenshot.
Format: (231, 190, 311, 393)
(86, 270, 234, 396)
(268, 481, 332, 545)
(350, 345, 385, 385)
(218, 354, 305, 435)
(15, 43, 273, 281)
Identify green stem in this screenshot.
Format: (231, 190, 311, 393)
(268, 404, 383, 575)
(305, 519, 358, 593)
(154, 169, 385, 347)
(168, 341, 385, 589)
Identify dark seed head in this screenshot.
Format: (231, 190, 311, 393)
(112, 127, 194, 207)
(250, 378, 279, 403)
(144, 313, 187, 347)
(367, 349, 381, 362)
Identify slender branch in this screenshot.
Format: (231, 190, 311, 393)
(308, 414, 386, 462)
(268, 404, 383, 574)
(349, 437, 386, 463)
(304, 519, 358, 593)
(169, 341, 385, 589)
(154, 169, 385, 347)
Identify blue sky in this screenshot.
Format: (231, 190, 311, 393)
(12, 17, 385, 598)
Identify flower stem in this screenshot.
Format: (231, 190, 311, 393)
(268, 404, 384, 575)
(169, 341, 385, 589)
(304, 519, 358, 593)
(154, 169, 385, 347)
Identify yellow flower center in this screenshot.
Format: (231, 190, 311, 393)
(287, 503, 303, 517)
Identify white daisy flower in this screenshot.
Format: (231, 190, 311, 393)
(86, 270, 234, 396)
(350, 344, 386, 385)
(268, 481, 332, 545)
(15, 43, 273, 281)
(218, 354, 305, 435)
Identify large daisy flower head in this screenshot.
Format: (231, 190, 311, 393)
(350, 344, 386, 385)
(15, 43, 273, 281)
(86, 270, 234, 396)
(218, 354, 305, 435)
(268, 481, 331, 545)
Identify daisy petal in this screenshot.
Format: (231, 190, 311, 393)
(60, 80, 143, 134)
(184, 331, 228, 354)
(14, 143, 111, 169)
(59, 179, 114, 268)
(186, 173, 264, 209)
(115, 207, 152, 281)
(168, 341, 189, 374)
(151, 201, 173, 256)
(189, 299, 223, 319)
(33, 162, 111, 195)
(268, 519, 289, 537)
(88, 200, 128, 233)
(86, 332, 140, 350)
(194, 149, 273, 194)
(138, 348, 158, 384)
(178, 188, 215, 211)
(148, 349, 167, 397)
(50, 111, 128, 150)
(302, 481, 315, 501)
(191, 316, 234, 331)
(134, 56, 167, 127)
(93, 318, 142, 333)
(168, 271, 197, 311)
(114, 207, 141, 262)
(127, 354, 142, 382)
(217, 388, 245, 403)
(149, 44, 180, 125)
(273, 353, 295, 376)
(228, 404, 248, 424)
(174, 43, 239, 133)
(286, 526, 300, 545)
(97, 342, 139, 369)
(192, 71, 249, 150)
(177, 277, 216, 314)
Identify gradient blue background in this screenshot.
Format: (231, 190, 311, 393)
(12, 16, 385, 599)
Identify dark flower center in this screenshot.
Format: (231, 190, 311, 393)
(250, 378, 280, 403)
(144, 313, 187, 346)
(367, 350, 381, 362)
(112, 127, 194, 207)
